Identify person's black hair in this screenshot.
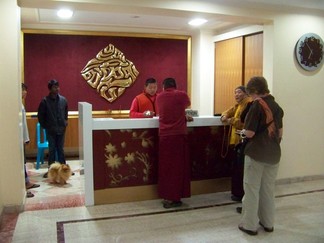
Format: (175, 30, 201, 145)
(48, 79, 59, 90)
(246, 76, 270, 95)
(162, 77, 177, 89)
(145, 78, 157, 86)
(21, 83, 28, 91)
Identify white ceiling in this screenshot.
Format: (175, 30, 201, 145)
(18, 0, 324, 34)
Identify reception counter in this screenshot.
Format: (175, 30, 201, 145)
(79, 102, 232, 206)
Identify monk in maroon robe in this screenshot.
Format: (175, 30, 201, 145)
(156, 77, 193, 209)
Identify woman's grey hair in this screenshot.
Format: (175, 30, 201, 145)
(246, 76, 270, 95)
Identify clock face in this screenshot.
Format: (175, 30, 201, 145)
(295, 33, 324, 71)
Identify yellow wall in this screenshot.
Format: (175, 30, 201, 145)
(0, 0, 25, 213)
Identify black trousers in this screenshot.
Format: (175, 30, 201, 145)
(231, 143, 245, 198)
(47, 132, 66, 167)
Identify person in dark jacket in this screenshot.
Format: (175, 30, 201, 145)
(37, 79, 68, 178)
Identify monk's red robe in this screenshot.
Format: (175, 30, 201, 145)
(156, 87, 191, 201)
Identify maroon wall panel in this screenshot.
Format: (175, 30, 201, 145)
(24, 33, 188, 111)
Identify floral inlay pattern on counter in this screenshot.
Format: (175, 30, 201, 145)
(93, 129, 159, 188)
(92, 126, 232, 190)
(104, 130, 155, 186)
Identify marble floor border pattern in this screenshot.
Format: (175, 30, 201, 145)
(56, 188, 324, 243)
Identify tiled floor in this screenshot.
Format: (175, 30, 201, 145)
(1, 161, 324, 243)
(0, 160, 84, 243)
(24, 160, 85, 211)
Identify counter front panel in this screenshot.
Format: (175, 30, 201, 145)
(79, 102, 233, 205)
(92, 126, 231, 190)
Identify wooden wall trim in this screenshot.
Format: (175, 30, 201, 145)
(94, 178, 230, 205)
(25, 110, 131, 158)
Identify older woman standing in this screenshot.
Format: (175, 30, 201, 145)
(220, 86, 251, 202)
(238, 76, 284, 235)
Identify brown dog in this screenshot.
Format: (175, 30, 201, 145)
(48, 162, 72, 185)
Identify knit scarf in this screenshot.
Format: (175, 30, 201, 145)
(255, 97, 276, 138)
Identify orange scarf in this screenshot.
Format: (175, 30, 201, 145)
(255, 97, 276, 138)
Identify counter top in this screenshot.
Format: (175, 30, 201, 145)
(92, 116, 223, 130)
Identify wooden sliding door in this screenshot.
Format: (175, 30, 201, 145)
(214, 32, 263, 114)
(244, 33, 263, 84)
(214, 37, 243, 114)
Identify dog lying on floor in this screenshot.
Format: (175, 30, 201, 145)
(48, 162, 72, 185)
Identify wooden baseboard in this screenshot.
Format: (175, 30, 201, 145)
(94, 178, 230, 205)
(26, 147, 79, 159)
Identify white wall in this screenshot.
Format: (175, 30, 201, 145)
(271, 13, 324, 179)
(191, 30, 215, 115)
(0, 0, 25, 213)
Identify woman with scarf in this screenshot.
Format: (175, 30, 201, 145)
(238, 76, 284, 236)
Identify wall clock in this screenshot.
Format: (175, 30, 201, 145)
(295, 33, 324, 71)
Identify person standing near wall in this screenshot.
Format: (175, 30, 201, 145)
(22, 83, 40, 197)
(37, 79, 68, 178)
(156, 77, 193, 208)
(220, 86, 251, 202)
(129, 78, 158, 118)
(238, 76, 284, 235)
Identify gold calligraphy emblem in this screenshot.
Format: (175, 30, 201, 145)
(81, 44, 139, 102)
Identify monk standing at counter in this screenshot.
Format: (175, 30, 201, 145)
(156, 77, 193, 209)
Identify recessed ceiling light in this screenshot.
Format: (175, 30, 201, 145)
(188, 18, 208, 26)
(57, 9, 74, 19)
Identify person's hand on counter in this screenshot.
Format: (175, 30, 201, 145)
(186, 115, 194, 122)
(143, 110, 154, 117)
(220, 115, 232, 124)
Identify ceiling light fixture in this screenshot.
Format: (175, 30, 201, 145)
(57, 9, 74, 19)
(188, 18, 208, 26)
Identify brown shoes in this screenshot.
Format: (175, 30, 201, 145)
(236, 207, 242, 214)
(259, 222, 274, 232)
(231, 195, 242, 202)
(238, 224, 258, 235)
(162, 200, 183, 209)
(26, 183, 40, 189)
(26, 191, 34, 198)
